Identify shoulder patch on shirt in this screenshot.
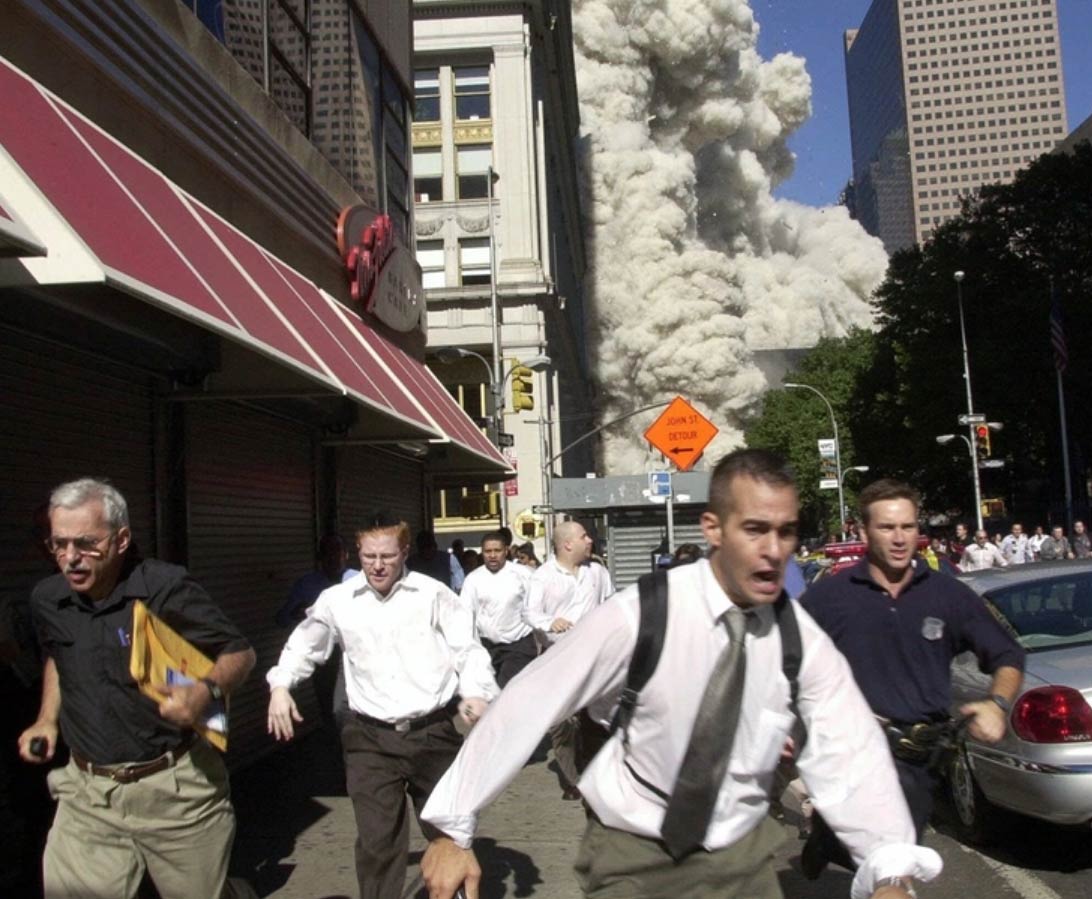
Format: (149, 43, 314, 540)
(922, 616, 945, 641)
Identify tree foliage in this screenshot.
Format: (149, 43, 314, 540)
(747, 142, 1092, 530)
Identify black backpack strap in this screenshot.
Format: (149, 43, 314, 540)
(774, 592, 808, 755)
(609, 568, 669, 745)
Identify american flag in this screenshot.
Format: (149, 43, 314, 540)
(1050, 289, 1068, 374)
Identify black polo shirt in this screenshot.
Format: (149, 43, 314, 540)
(31, 555, 250, 764)
(800, 559, 1024, 724)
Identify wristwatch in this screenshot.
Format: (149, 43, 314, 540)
(989, 693, 1012, 713)
(201, 678, 225, 702)
(876, 875, 917, 898)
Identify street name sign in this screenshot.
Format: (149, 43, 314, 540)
(644, 397, 719, 472)
(978, 460, 1005, 469)
(531, 504, 553, 514)
(958, 413, 986, 425)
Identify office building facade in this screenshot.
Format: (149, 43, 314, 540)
(845, 0, 1068, 251)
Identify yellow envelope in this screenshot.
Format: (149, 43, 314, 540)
(129, 600, 228, 751)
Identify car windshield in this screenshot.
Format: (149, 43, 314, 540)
(984, 570, 1092, 652)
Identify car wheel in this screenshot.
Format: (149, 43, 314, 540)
(947, 745, 999, 845)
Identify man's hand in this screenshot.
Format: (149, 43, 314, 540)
(155, 681, 212, 727)
(268, 686, 303, 741)
(17, 720, 58, 763)
(960, 698, 1007, 743)
(422, 836, 480, 899)
(549, 617, 573, 634)
(458, 697, 489, 728)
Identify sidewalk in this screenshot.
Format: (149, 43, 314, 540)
(228, 727, 840, 899)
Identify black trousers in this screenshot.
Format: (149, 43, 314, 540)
(341, 713, 463, 899)
(805, 757, 936, 871)
(481, 633, 538, 688)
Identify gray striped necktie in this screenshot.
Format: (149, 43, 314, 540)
(660, 608, 749, 861)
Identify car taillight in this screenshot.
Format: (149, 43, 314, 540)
(1011, 686, 1092, 743)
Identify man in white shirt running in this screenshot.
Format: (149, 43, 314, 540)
(418, 450, 939, 899)
(266, 514, 498, 899)
(459, 531, 537, 687)
(526, 520, 614, 797)
(960, 529, 1009, 572)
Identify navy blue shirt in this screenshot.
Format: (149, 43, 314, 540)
(800, 559, 1024, 724)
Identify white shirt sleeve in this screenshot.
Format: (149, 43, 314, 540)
(266, 591, 340, 690)
(422, 597, 636, 846)
(524, 567, 554, 632)
(434, 584, 499, 702)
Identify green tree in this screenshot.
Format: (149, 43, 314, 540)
(746, 328, 876, 538)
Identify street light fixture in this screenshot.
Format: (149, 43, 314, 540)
(953, 270, 984, 531)
(784, 381, 847, 538)
(434, 347, 551, 528)
(936, 432, 983, 530)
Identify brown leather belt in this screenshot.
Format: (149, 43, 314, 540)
(72, 734, 196, 784)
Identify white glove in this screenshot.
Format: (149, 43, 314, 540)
(850, 843, 943, 899)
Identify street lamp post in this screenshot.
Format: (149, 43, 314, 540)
(839, 465, 870, 530)
(953, 271, 984, 531)
(936, 433, 984, 531)
(784, 382, 846, 538)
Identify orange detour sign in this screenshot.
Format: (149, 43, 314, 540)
(644, 397, 719, 472)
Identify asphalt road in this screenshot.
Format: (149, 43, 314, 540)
(229, 730, 1092, 899)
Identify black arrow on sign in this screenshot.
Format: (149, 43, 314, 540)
(671, 447, 694, 455)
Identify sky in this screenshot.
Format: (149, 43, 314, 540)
(751, 0, 1092, 207)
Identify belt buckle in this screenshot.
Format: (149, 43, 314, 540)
(111, 765, 138, 784)
(394, 720, 411, 734)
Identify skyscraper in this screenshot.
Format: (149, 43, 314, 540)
(845, 0, 1068, 252)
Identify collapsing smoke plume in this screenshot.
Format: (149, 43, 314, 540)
(573, 0, 887, 473)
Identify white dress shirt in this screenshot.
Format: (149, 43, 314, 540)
(960, 541, 1007, 572)
(422, 558, 926, 893)
(525, 558, 614, 644)
(459, 561, 533, 644)
(267, 569, 498, 722)
(1000, 533, 1030, 564)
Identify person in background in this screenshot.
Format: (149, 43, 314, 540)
(459, 532, 537, 687)
(515, 541, 540, 569)
(20, 478, 256, 899)
(1027, 525, 1047, 561)
(267, 514, 497, 899)
(948, 522, 969, 566)
(276, 535, 358, 628)
(960, 530, 1008, 572)
(1038, 525, 1073, 561)
(1000, 524, 1030, 565)
(670, 543, 704, 567)
(461, 548, 483, 575)
(1071, 521, 1090, 559)
(407, 529, 465, 592)
(526, 520, 613, 800)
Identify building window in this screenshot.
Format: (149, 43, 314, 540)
(414, 149, 443, 202)
(459, 238, 491, 285)
(457, 145, 493, 199)
(454, 66, 490, 120)
(415, 68, 441, 122)
(417, 240, 445, 289)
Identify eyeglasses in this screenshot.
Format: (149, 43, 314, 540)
(45, 534, 114, 558)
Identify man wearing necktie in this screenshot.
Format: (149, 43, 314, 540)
(418, 450, 941, 899)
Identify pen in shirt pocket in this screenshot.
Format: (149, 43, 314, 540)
(117, 627, 131, 647)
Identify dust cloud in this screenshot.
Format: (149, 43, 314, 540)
(573, 0, 887, 472)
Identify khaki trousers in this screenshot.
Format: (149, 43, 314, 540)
(43, 739, 237, 899)
(573, 814, 785, 899)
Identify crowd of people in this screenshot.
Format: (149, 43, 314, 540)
(929, 518, 1091, 572)
(11, 455, 1058, 899)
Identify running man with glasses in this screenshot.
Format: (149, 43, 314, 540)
(18, 477, 256, 899)
(266, 513, 497, 899)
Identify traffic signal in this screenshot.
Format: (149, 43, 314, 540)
(974, 424, 991, 458)
(510, 366, 535, 411)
